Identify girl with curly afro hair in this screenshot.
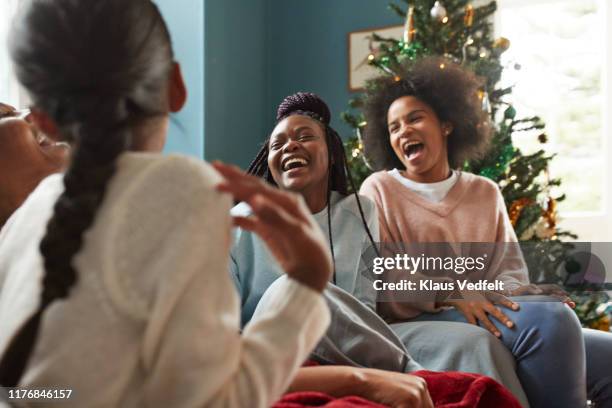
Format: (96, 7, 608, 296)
(359, 56, 612, 408)
(362, 56, 491, 175)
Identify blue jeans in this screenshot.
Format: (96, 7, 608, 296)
(411, 297, 612, 408)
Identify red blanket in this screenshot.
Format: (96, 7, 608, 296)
(273, 370, 522, 408)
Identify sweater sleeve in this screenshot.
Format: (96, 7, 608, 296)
(110, 157, 329, 408)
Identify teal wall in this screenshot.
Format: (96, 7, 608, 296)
(204, 0, 270, 169)
(156, 0, 205, 158)
(267, 0, 397, 139)
(157, 0, 399, 168)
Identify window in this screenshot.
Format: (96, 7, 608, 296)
(496, 0, 611, 240)
(0, 0, 22, 107)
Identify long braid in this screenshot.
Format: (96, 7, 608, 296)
(325, 130, 337, 285)
(246, 143, 275, 185)
(246, 144, 268, 177)
(328, 126, 380, 257)
(0, 0, 173, 387)
(341, 140, 381, 258)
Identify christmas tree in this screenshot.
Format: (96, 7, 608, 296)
(342, 0, 610, 330)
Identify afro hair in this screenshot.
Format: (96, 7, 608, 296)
(362, 56, 492, 170)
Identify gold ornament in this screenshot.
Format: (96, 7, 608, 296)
(493, 37, 511, 52)
(509, 198, 533, 227)
(404, 6, 416, 43)
(542, 197, 557, 230)
(464, 4, 474, 27)
(513, 196, 558, 238)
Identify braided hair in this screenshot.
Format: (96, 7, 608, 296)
(247, 92, 379, 284)
(0, 0, 174, 387)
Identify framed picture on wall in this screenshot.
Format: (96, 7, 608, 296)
(347, 24, 403, 92)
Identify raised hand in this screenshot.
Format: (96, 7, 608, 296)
(213, 161, 332, 292)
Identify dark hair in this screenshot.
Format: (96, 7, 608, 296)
(0, 0, 174, 387)
(247, 92, 379, 283)
(362, 56, 492, 170)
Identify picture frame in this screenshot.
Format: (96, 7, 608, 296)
(347, 24, 404, 92)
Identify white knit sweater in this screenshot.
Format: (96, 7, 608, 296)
(0, 153, 330, 408)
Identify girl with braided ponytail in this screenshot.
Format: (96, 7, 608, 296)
(0, 1, 335, 406)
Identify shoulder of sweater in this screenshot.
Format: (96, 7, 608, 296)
(359, 170, 392, 194)
(126, 153, 222, 188)
(362, 170, 391, 185)
(459, 171, 501, 197)
(333, 193, 376, 220)
(103, 154, 230, 244)
(114, 153, 225, 205)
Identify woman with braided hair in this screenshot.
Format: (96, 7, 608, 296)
(232, 92, 380, 318)
(0, 1, 335, 406)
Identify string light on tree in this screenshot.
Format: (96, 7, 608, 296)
(479, 47, 491, 59)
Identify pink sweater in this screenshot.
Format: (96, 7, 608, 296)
(360, 170, 529, 321)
